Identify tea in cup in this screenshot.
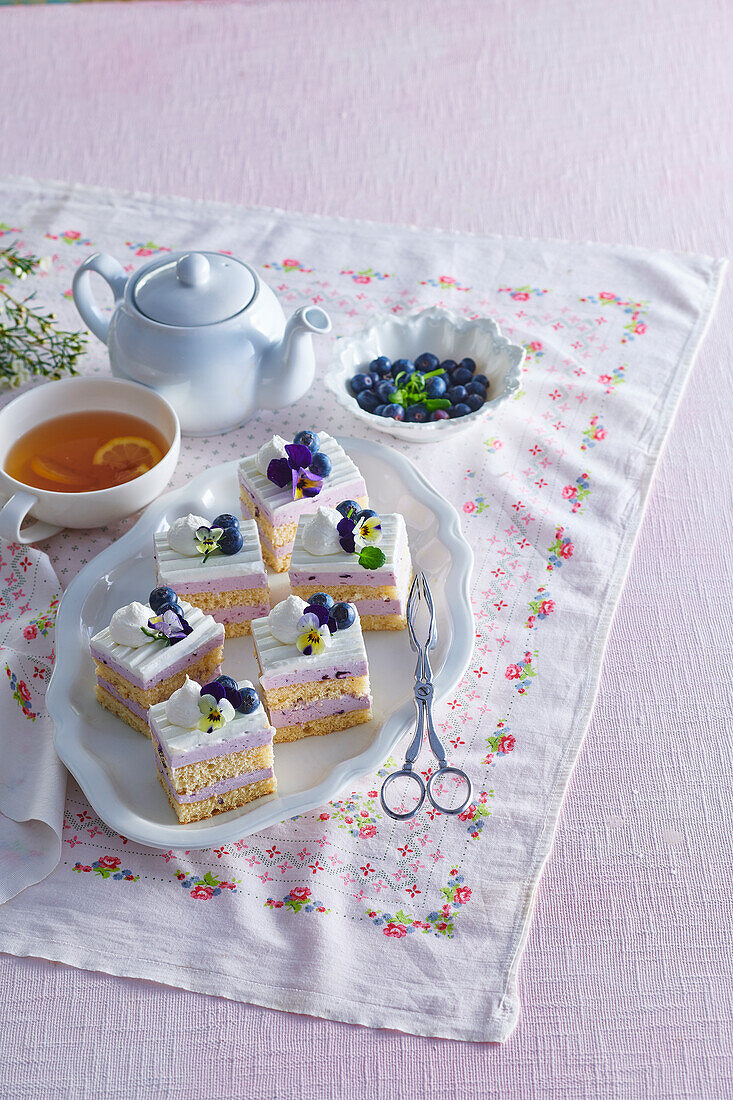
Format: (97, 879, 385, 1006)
(0, 378, 180, 543)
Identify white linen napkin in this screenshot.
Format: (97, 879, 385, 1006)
(0, 539, 64, 903)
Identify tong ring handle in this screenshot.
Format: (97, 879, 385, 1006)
(380, 769, 426, 821)
(426, 767, 473, 816)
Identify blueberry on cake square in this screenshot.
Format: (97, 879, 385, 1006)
(150, 675, 277, 824)
(251, 593, 372, 742)
(153, 511, 270, 638)
(91, 590, 225, 736)
(289, 501, 411, 630)
(238, 430, 368, 573)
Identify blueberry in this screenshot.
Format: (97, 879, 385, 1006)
(373, 404, 389, 417)
(415, 352, 440, 372)
(466, 379, 488, 397)
(212, 513, 240, 531)
(219, 527, 244, 555)
(336, 500, 360, 519)
(216, 674, 240, 695)
(355, 509, 378, 522)
(392, 358, 415, 378)
(473, 373, 489, 388)
(332, 602, 356, 630)
(376, 380, 397, 401)
(369, 356, 392, 377)
(350, 372, 373, 395)
(405, 403, 428, 423)
(293, 430, 320, 454)
(309, 451, 332, 478)
(389, 404, 405, 421)
(308, 592, 335, 610)
(451, 367, 473, 386)
(357, 390, 380, 412)
(429, 409, 450, 421)
(466, 393, 484, 411)
(238, 686, 260, 714)
(460, 357, 476, 373)
(149, 586, 177, 613)
(155, 599, 183, 618)
(447, 385, 468, 403)
(440, 359, 458, 373)
(449, 402, 471, 418)
(425, 376, 447, 398)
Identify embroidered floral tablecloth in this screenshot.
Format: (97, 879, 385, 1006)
(0, 178, 723, 1042)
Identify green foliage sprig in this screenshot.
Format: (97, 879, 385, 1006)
(389, 367, 451, 412)
(0, 243, 86, 388)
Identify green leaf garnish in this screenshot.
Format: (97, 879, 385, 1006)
(358, 545, 386, 570)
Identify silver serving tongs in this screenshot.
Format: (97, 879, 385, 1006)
(380, 572, 472, 821)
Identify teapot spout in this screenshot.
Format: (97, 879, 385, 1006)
(259, 306, 331, 410)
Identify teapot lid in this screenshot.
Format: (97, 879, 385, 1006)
(132, 251, 256, 326)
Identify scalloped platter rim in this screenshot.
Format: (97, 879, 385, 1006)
(48, 437, 474, 850)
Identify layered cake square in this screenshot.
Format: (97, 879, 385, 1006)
(238, 430, 368, 573)
(251, 594, 372, 742)
(91, 592, 225, 737)
(289, 503, 412, 630)
(153, 512, 269, 638)
(150, 675, 277, 824)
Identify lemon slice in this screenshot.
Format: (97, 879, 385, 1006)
(92, 436, 163, 472)
(30, 456, 86, 488)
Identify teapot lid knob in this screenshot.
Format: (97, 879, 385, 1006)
(176, 252, 210, 287)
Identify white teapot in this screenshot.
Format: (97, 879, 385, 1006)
(72, 250, 331, 435)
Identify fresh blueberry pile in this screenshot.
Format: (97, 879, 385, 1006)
(349, 353, 489, 423)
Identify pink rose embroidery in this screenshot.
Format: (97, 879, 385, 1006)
(290, 886, 311, 901)
(497, 734, 516, 754)
(463, 502, 476, 514)
(505, 664, 522, 680)
(635, 322, 647, 334)
(454, 885, 472, 905)
(562, 485, 577, 499)
(191, 885, 213, 900)
(23, 624, 37, 640)
(512, 291, 529, 301)
(539, 599, 555, 615)
(559, 542, 574, 559)
(599, 291, 615, 300)
(353, 275, 371, 284)
(18, 681, 31, 703)
(595, 427, 606, 440)
(359, 824, 376, 838)
(97, 855, 121, 869)
(383, 922, 407, 938)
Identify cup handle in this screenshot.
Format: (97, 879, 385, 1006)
(71, 252, 127, 345)
(0, 491, 63, 544)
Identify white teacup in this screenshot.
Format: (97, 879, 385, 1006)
(0, 377, 181, 543)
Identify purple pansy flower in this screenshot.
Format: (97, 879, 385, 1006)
(143, 608, 193, 646)
(267, 442, 325, 501)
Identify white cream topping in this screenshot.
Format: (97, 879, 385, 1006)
(267, 594, 308, 644)
(167, 513, 209, 555)
(255, 435, 289, 477)
(165, 675, 203, 728)
(108, 601, 152, 647)
(302, 506, 343, 556)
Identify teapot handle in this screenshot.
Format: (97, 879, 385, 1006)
(72, 253, 128, 345)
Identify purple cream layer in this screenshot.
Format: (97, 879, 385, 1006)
(156, 753, 274, 804)
(210, 604, 270, 625)
(90, 635, 223, 691)
(173, 575, 268, 595)
(153, 726, 273, 770)
(260, 658, 369, 692)
(353, 599, 405, 616)
(269, 692, 371, 728)
(290, 568, 402, 587)
(97, 677, 150, 722)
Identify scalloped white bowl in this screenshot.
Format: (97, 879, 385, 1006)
(325, 306, 525, 442)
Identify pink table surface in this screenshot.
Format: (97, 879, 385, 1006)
(1, 1, 731, 1097)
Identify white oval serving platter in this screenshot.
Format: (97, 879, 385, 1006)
(49, 436, 474, 850)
